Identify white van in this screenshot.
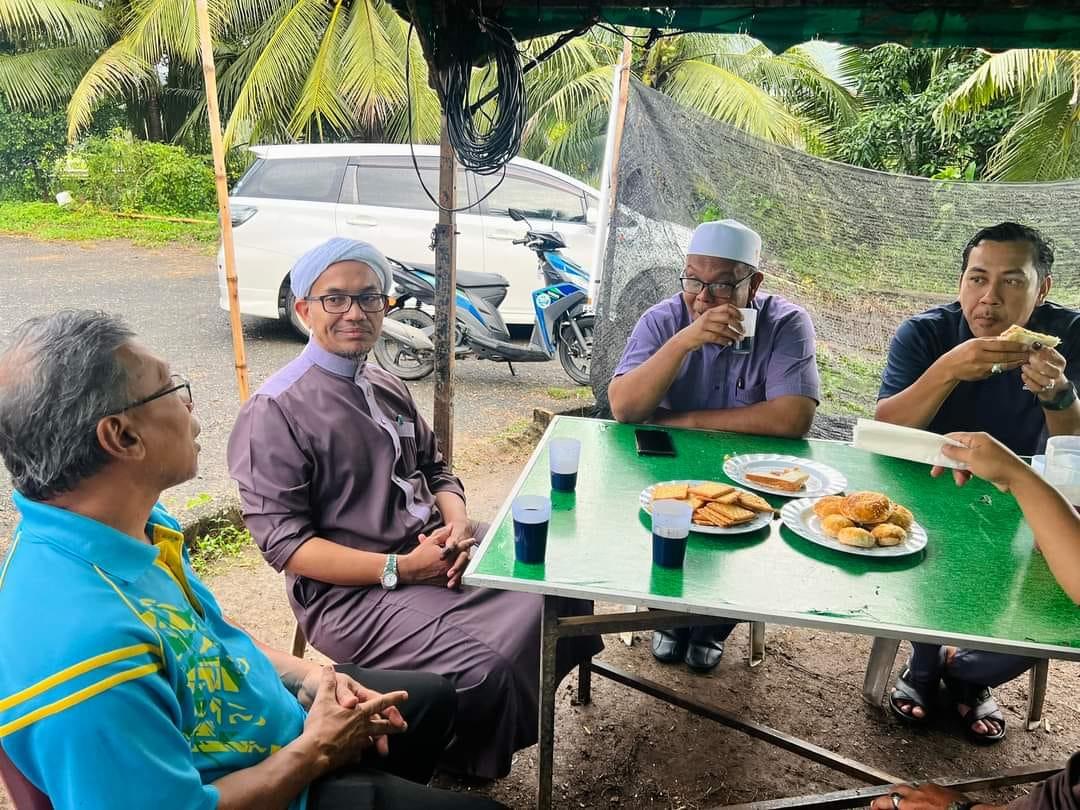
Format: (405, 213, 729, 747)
(216, 143, 599, 331)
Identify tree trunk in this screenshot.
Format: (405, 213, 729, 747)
(146, 90, 163, 141)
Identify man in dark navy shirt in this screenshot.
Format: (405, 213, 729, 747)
(876, 222, 1080, 745)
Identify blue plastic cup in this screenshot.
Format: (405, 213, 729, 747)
(549, 438, 582, 492)
(651, 499, 693, 568)
(512, 495, 551, 563)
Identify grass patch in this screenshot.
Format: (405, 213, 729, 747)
(0, 201, 218, 249)
(544, 386, 592, 401)
(816, 343, 883, 418)
(190, 517, 253, 576)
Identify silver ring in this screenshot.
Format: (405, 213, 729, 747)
(891, 793, 902, 810)
(990, 363, 1003, 375)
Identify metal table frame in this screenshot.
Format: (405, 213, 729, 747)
(539, 603, 1065, 810)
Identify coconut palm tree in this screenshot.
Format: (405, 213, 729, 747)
(521, 30, 858, 182)
(67, 0, 440, 150)
(935, 49, 1080, 181)
(0, 0, 111, 112)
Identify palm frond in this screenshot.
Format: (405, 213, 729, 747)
(287, 0, 350, 141)
(67, 39, 159, 141)
(934, 49, 1061, 134)
(222, 0, 329, 148)
(984, 90, 1077, 180)
(525, 64, 614, 139)
(124, 0, 199, 66)
(337, 0, 405, 132)
(661, 58, 803, 145)
(0, 0, 110, 47)
(0, 46, 94, 109)
(384, 25, 441, 143)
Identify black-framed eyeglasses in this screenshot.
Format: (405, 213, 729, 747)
(115, 375, 192, 413)
(679, 271, 755, 299)
(306, 292, 389, 314)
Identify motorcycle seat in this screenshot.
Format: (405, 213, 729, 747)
(456, 270, 509, 288)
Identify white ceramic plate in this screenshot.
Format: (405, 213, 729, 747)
(724, 454, 847, 498)
(640, 480, 773, 536)
(779, 498, 928, 558)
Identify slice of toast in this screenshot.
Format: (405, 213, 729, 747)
(999, 324, 1061, 349)
(745, 467, 810, 492)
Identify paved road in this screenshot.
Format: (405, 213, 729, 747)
(0, 236, 586, 535)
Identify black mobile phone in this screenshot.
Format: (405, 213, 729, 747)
(634, 428, 676, 456)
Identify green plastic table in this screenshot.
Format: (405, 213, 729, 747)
(463, 416, 1080, 809)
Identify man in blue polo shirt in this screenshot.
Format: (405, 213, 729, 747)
(876, 222, 1080, 745)
(0, 311, 505, 810)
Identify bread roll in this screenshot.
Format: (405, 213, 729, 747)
(821, 514, 855, 537)
(871, 523, 906, 546)
(841, 491, 892, 524)
(887, 504, 913, 530)
(837, 526, 876, 548)
(813, 495, 845, 520)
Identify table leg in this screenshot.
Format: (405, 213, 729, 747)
(1026, 658, 1049, 731)
(749, 621, 766, 668)
(577, 658, 593, 704)
(537, 595, 559, 810)
(862, 637, 900, 709)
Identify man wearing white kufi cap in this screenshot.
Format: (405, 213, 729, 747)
(609, 219, 820, 672)
(228, 238, 601, 780)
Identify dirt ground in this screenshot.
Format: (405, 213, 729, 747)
(2, 427, 1078, 809)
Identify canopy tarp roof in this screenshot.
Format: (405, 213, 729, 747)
(391, 1, 1080, 61)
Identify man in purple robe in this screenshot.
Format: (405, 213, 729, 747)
(228, 238, 601, 780)
(608, 219, 820, 673)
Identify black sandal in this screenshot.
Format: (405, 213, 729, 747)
(889, 666, 935, 726)
(945, 677, 1007, 745)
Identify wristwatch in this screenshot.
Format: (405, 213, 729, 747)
(380, 553, 399, 590)
(1040, 381, 1077, 411)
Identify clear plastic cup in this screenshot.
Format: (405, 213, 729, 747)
(1045, 436, 1080, 507)
(733, 307, 758, 354)
(651, 499, 693, 567)
(549, 438, 582, 492)
(512, 495, 551, 563)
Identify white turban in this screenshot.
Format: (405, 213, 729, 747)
(687, 219, 761, 269)
(289, 237, 392, 299)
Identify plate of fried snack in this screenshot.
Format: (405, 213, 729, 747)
(779, 491, 927, 557)
(723, 454, 847, 498)
(640, 480, 775, 535)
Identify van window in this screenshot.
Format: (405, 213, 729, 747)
(235, 156, 347, 203)
(344, 160, 471, 211)
(478, 173, 586, 222)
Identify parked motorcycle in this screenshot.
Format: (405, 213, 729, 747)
(373, 209, 594, 385)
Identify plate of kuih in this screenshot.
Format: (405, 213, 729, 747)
(641, 480, 775, 536)
(780, 491, 927, 558)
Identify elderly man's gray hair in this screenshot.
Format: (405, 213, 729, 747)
(0, 311, 134, 500)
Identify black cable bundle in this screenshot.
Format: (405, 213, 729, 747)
(438, 18, 527, 176)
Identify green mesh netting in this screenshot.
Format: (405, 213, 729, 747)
(591, 80, 1080, 432)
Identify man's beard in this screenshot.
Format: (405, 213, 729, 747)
(334, 349, 369, 362)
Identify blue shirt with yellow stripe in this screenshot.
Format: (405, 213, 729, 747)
(0, 493, 308, 809)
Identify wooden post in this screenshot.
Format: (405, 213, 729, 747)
(432, 118, 457, 465)
(194, 0, 250, 402)
(588, 37, 634, 311)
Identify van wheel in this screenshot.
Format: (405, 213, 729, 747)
(283, 288, 310, 339)
(373, 309, 436, 381)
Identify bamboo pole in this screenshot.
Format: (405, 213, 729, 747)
(432, 118, 457, 466)
(114, 211, 216, 225)
(194, 0, 250, 402)
(588, 38, 634, 314)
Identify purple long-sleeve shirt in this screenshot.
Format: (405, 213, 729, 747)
(228, 340, 464, 578)
(612, 292, 820, 411)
